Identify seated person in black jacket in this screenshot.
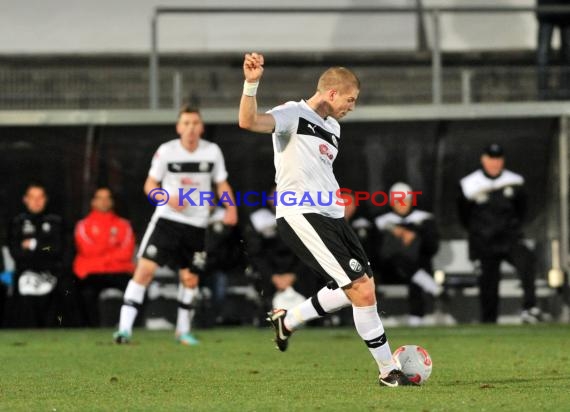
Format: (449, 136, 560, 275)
(374, 182, 440, 326)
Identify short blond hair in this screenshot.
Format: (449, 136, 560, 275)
(317, 67, 360, 94)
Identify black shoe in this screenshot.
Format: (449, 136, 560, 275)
(267, 309, 291, 352)
(379, 369, 418, 387)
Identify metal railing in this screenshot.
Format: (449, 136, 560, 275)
(149, 4, 570, 109)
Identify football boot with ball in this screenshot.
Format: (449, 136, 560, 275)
(379, 369, 418, 387)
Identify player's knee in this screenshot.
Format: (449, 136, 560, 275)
(358, 277, 377, 304)
(132, 259, 157, 286)
(346, 278, 376, 305)
(358, 289, 377, 306)
(133, 270, 154, 286)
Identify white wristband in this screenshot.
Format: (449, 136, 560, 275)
(243, 80, 259, 97)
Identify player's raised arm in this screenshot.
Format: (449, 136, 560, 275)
(238, 52, 276, 133)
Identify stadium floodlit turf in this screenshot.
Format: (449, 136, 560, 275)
(1, 325, 569, 411)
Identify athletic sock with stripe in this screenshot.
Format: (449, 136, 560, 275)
(284, 285, 351, 331)
(352, 304, 398, 378)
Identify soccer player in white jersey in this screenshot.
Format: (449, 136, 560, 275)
(238, 53, 415, 387)
(114, 105, 238, 345)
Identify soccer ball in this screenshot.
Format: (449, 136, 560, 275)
(393, 345, 433, 385)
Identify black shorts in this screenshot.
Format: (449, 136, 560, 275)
(138, 218, 207, 273)
(276, 213, 372, 288)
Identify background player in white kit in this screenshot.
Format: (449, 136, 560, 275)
(238, 53, 414, 387)
(114, 105, 238, 345)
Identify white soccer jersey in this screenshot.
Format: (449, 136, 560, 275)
(268, 100, 344, 219)
(148, 138, 228, 228)
(460, 169, 524, 202)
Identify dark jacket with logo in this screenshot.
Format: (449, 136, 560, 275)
(457, 169, 526, 260)
(8, 211, 64, 273)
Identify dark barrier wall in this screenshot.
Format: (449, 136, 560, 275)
(0, 118, 557, 267)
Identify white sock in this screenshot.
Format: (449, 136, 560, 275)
(284, 286, 351, 331)
(411, 269, 441, 296)
(119, 280, 146, 334)
(176, 286, 197, 335)
(318, 286, 351, 312)
(352, 305, 398, 377)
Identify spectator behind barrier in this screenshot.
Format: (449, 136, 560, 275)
(73, 187, 135, 327)
(457, 144, 542, 324)
(8, 183, 64, 327)
(374, 182, 441, 327)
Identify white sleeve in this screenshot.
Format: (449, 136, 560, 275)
(148, 145, 167, 182)
(267, 101, 299, 136)
(212, 144, 229, 184)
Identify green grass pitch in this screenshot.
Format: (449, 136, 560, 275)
(1, 325, 569, 411)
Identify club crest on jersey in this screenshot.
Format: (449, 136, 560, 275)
(319, 144, 334, 160)
(349, 258, 362, 272)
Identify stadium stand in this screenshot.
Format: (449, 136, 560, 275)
(0, 51, 552, 110)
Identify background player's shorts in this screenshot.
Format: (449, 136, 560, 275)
(138, 218, 206, 274)
(277, 213, 372, 288)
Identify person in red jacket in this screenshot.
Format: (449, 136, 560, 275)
(73, 187, 135, 326)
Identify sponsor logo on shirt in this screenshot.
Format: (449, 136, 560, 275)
(319, 144, 334, 160)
